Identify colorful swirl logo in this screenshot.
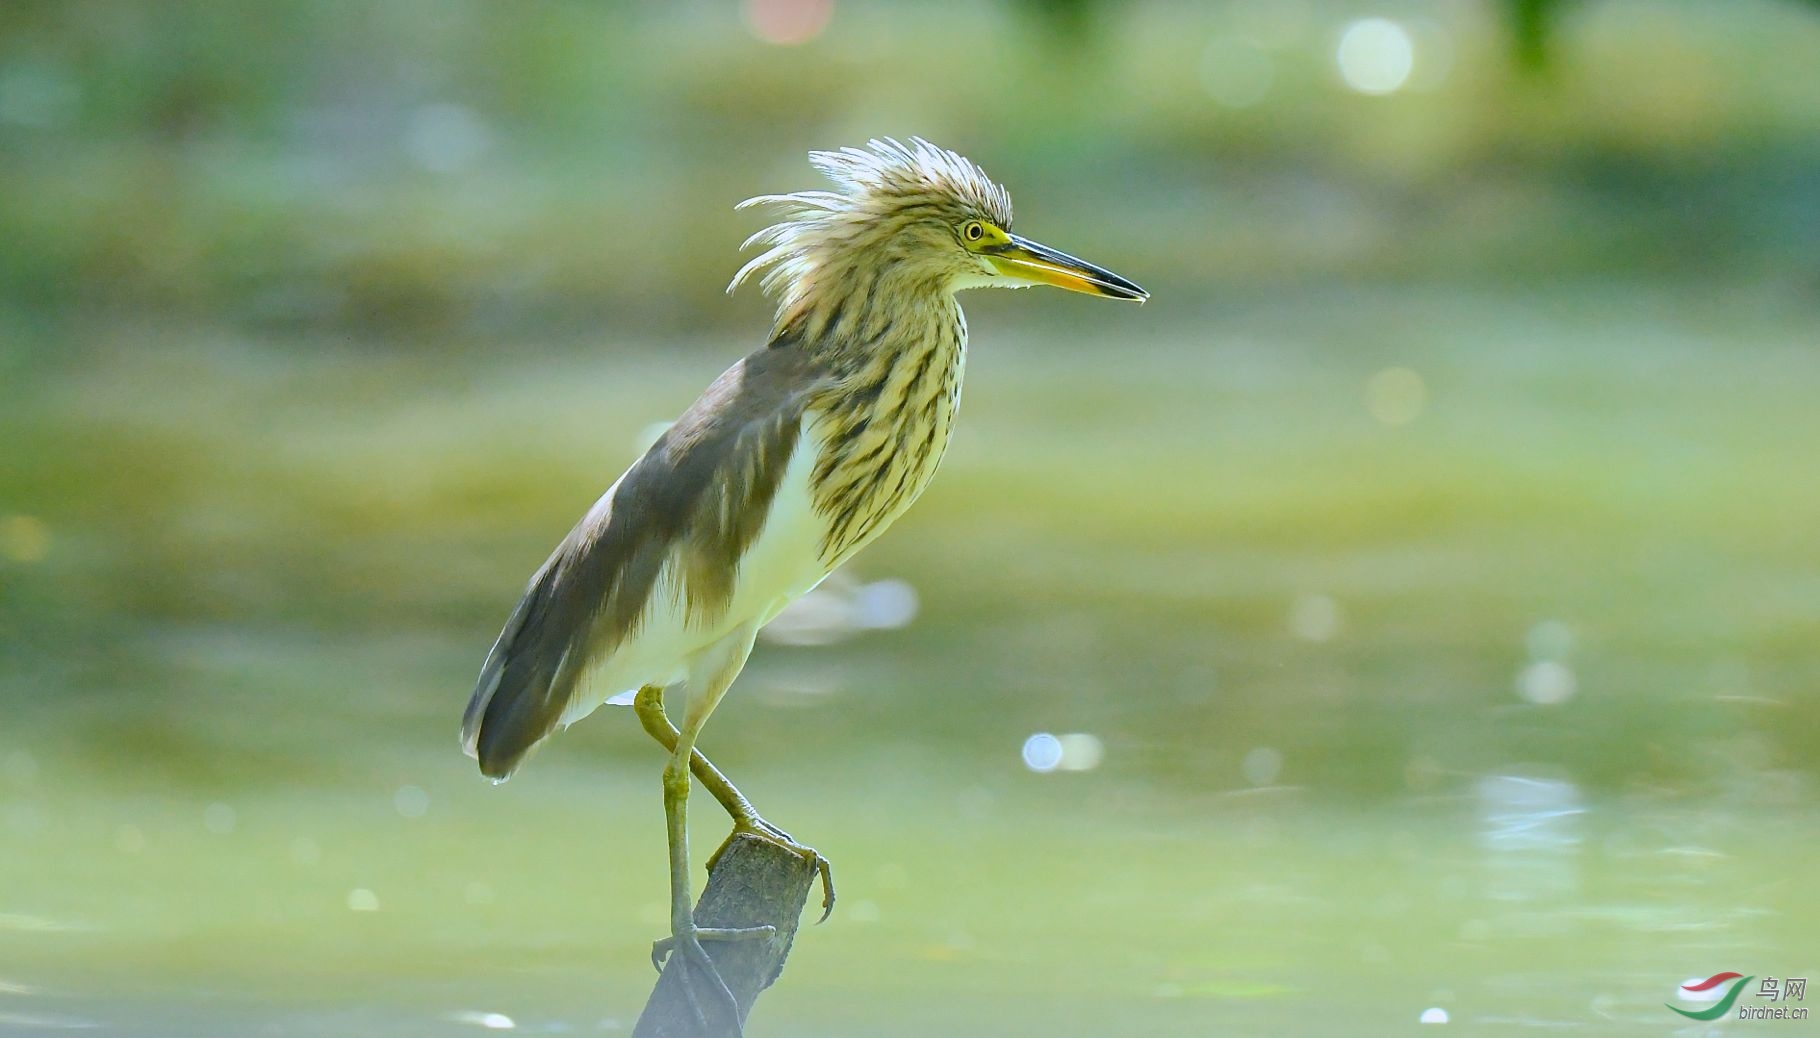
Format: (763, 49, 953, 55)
(1668, 972, 1754, 1021)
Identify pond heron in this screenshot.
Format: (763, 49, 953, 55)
(461, 138, 1145, 1027)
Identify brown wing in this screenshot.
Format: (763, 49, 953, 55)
(461, 344, 824, 779)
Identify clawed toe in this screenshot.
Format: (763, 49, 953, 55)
(712, 821, 838, 923)
(651, 923, 778, 971)
(652, 924, 775, 1034)
(671, 931, 729, 1032)
(809, 852, 835, 923)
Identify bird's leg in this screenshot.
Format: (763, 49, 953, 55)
(634, 685, 836, 921)
(654, 729, 770, 1033)
(651, 706, 776, 1034)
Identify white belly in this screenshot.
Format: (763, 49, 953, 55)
(730, 414, 842, 625)
(573, 416, 838, 716)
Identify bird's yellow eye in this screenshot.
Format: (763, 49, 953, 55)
(962, 221, 985, 243)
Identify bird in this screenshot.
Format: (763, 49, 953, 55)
(460, 137, 1145, 1029)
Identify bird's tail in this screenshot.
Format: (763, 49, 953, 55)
(460, 559, 586, 780)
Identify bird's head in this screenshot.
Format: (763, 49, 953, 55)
(731, 138, 1146, 325)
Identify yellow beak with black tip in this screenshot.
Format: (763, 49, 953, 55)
(985, 233, 1148, 302)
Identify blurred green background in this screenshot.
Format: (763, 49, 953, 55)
(2, 1, 1818, 1034)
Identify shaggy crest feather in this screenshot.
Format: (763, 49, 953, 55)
(728, 137, 1013, 314)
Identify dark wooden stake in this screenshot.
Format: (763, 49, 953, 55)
(632, 833, 816, 1037)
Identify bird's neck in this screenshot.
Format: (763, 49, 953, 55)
(774, 254, 957, 357)
(777, 266, 969, 564)
(780, 265, 967, 411)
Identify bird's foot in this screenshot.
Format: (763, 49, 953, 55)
(710, 816, 836, 923)
(650, 923, 776, 1033)
(650, 923, 777, 971)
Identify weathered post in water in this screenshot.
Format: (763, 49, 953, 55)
(633, 834, 816, 1038)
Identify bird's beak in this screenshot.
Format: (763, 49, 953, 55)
(985, 233, 1148, 302)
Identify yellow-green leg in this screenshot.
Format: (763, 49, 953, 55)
(638, 623, 778, 1035)
(634, 685, 836, 922)
(654, 717, 772, 1032)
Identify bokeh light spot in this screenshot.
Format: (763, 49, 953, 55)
(1022, 733, 1105, 773)
(854, 578, 918, 629)
(1420, 1006, 1450, 1024)
(1289, 593, 1342, 642)
(1242, 746, 1284, 786)
(1021, 732, 1062, 773)
(743, 0, 833, 46)
(393, 784, 430, 818)
(763, 571, 919, 646)
(449, 1010, 516, 1030)
(1517, 660, 1576, 705)
(347, 887, 380, 912)
(1055, 733, 1105, 772)
(1336, 18, 1414, 95)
